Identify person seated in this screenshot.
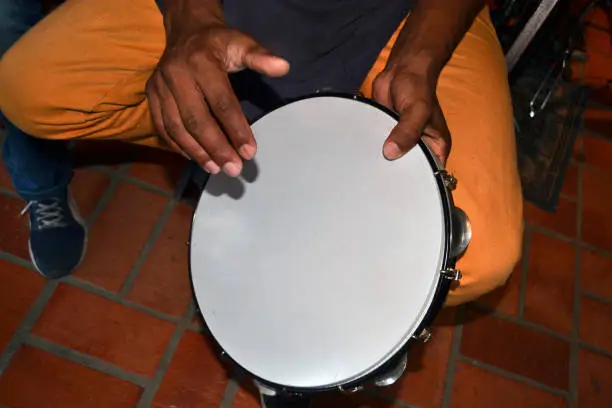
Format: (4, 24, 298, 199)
(0, 0, 523, 306)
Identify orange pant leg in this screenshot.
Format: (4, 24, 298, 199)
(0, 0, 166, 148)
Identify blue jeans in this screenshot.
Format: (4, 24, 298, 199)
(0, 0, 72, 201)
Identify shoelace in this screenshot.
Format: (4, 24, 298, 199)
(21, 199, 68, 229)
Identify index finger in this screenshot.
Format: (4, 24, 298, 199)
(192, 58, 256, 161)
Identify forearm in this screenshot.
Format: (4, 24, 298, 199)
(161, 0, 225, 35)
(390, 0, 486, 79)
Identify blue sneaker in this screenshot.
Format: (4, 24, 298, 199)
(21, 189, 87, 279)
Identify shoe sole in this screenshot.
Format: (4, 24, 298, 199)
(29, 191, 89, 279)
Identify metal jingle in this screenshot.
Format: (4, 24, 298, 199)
(450, 207, 472, 259)
(338, 384, 364, 394)
(373, 353, 408, 387)
(254, 380, 278, 397)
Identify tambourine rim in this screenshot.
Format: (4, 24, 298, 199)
(188, 91, 456, 394)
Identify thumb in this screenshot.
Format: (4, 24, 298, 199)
(242, 45, 290, 77)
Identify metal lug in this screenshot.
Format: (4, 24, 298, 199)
(413, 328, 433, 343)
(441, 268, 463, 281)
(437, 170, 458, 191)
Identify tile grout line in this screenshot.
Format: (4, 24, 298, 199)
(470, 301, 612, 362)
(136, 301, 195, 408)
(469, 303, 571, 342)
(580, 125, 610, 143)
(568, 161, 585, 408)
(118, 199, 177, 298)
(0, 280, 58, 375)
(22, 333, 151, 388)
(118, 175, 174, 198)
(80, 165, 117, 175)
(366, 390, 420, 408)
(517, 226, 532, 319)
(0, 251, 33, 270)
(528, 224, 574, 244)
(577, 162, 612, 180)
(0, 255, 186, 326)
(582, 291, 612, 307)
(64, 277, 182, 324)
(84, 167, 125, 228)
(121, 299, 181, 324)
(86, 164, 180, 198)
(219, 378, 241, 408)
(0, 186, 19, 199)
(458, 356, 570, 398)
(583, 20, 611, 32)
(577, 241, 612, 259)
(440, 306, 465, 408)
(558, 193, 577, 203)
(579, 340, 612, 360)
(528, 222, 612, 260)
(185, 322, 205, 333)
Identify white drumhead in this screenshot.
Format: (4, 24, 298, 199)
(190, 96, 446, 389)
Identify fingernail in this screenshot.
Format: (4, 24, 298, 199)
(203, 161, 220, 174)
(223, 162, 242, 177)
(383, 142, 402, 160)
(239, 144, 256, 160)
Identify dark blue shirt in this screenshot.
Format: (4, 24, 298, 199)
(158, 0, 414, 120)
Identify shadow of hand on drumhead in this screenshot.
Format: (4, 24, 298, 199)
(206, 159, 260, 200)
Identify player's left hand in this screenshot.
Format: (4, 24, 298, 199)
(372, 65, 451, 165)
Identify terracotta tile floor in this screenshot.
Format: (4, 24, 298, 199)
(0, 8, 611, 408)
